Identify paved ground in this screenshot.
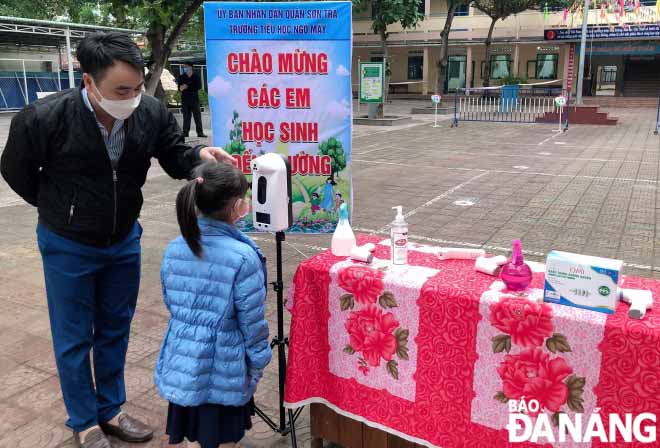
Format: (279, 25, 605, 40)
(0, 101, 659, 447)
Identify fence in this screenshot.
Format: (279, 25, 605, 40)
(0, 58, 82, 111)
(450, 85, 570, 131)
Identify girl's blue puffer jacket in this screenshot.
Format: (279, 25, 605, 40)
(155, 217, 271, 407)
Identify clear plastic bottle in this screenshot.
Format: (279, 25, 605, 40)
(331, 203, 356, 257)
(391, 206, 408, 265)
(500, 240, 533, 291)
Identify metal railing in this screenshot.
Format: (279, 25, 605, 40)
(451, 85, 570, 130)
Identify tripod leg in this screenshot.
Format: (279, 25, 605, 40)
(278, 333, 286, 432)
(275, 231, 287, 433)
(288, 408, 298, 448)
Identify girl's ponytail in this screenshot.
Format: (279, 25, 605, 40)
(176, 180, 202, 257)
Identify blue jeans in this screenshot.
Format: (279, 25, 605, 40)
(37, 222, 142, 432)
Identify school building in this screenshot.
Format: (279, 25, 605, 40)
(352, 1, 660, 99)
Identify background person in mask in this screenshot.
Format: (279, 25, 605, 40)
(0, 32, 233, 448)
(177, 62, 206, 139)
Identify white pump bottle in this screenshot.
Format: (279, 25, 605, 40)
(391, 206, 408, 265)
(331, 203, 356, 257)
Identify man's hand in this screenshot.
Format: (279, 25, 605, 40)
(179, 84, 188, 91)
(199, 147, 234, 164)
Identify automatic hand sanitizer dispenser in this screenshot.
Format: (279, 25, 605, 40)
(251, 153, 293, 232)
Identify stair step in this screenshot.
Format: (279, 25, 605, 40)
(537, 103, 618, 125)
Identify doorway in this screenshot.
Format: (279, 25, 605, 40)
(595, 65, 617, 96)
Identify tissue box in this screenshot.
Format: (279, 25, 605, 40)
(544, 251, 623, 314)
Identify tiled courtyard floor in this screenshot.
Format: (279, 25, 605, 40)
(0, 101, 659, 447)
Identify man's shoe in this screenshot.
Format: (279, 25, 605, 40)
(100, 413, 153, 443)
(73, 428, 112, 448)
(197, 133, 208, 138)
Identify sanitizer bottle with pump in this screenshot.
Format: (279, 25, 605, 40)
(331, 203, 356, 257)
(391, 206, 408, 265)
(501, 240, 533, 291)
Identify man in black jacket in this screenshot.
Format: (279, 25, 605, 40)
(177, 62, 206, 138)
(0, 33, 231, 448)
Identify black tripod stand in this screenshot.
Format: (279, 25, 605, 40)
(254, 231, 302, 447)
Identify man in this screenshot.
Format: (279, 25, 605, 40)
(177, 62, 207, 138)
(0, 32, 232, 448)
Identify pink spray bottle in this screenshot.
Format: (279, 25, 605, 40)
(500, 240, 533, 291)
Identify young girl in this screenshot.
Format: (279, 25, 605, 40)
(155, 162, 271, 448)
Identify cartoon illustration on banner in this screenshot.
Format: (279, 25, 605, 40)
(204, 1, 353, 233)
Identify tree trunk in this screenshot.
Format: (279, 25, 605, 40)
(436, 1, 459, 96)
(482, 17, 497, 89)
(144, 0, 203, 96)
(145, 24, 167, 96)
(379, 31, 388, 119)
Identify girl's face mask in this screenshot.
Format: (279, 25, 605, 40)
(233, 198, 250, 222)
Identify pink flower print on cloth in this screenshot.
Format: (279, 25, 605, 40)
(471, 282, 608, 448)
(328, 258, 439, 402)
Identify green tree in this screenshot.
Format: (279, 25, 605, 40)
(352, 0, 424, 117)
(436, 0, 471, 95)
(225, 110, 246, 155)
(318, 137, 347, 180)
(472, 0, 566, 88)
(123, 0, 204, 95)
(1, 0, 202, 98)
(0, 0, 85, 20)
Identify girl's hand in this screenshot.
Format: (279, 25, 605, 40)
(199, 147, 234, 164)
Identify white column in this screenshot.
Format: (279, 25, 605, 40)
(576, 0, 590, 104)
(21, 59, 28, 104)
(423, 47, 430, 95)
(56, 60, 61, 90)
(513, 13, 520, 76)
(513, 44, 520, 76)
(424, 0, 430, 17)
(65, 27, 75, 88)
(466, 46, 473, 93)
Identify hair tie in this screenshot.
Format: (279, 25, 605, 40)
(196, 177, 204, 185)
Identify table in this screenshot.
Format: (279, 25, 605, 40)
(284, 235, 660, 448)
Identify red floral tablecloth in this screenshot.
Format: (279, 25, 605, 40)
(284, 235, 660, 448)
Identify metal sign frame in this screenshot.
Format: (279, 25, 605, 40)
(359, 61, 384, 104)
